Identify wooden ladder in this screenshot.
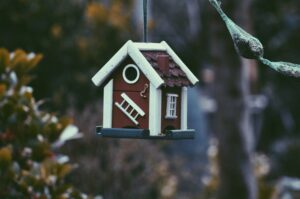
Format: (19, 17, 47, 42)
(115, 93, 145, 125)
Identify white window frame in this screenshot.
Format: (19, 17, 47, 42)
(165, 94, 178, 119)
(122, 64, 140, 84)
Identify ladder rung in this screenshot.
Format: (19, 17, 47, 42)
(134, 113, 140, 119)
(120, 93, 145, 116)
(120, 100, 126, 106)
(129, 108, 135, 115)
(125, 104, 130, 111)
(115, 102, 139, 125)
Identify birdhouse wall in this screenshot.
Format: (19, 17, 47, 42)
(161, 87, 182, 132)
(111, 57, 150, 129)
(112, 57, 150, 92)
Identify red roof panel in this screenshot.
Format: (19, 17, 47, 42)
(141, 51, 192, 87)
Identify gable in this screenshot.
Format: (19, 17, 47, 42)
(92, 40, 164, 88)
(112, 56, 150, 92)
(91, 40, 199, 88)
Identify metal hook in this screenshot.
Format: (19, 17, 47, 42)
(140, 83, 149, 98)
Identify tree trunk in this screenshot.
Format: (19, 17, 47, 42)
(208, 0, 257, 199)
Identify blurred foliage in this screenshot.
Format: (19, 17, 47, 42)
(0, 0, 136, 109)
(0, 49, 91, 198)
(0, 1, 205, 198)
(198, 140, 300, 199)
(1, 0, 300, 198)
(63, 105, 181, 199)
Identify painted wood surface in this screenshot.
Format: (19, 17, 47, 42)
(103, 80, 113, 128)
(161, 87, 182, 132)
(96, 126, 195, 140)
(111, 57, 149, 129)
(92, 41, 199, 88)
(181, 87, 188, 130)
(161, 41, 199, 85)
(127, 41, 164, 88)
(112, 57, 149, 92)
(92, 41, 129, 86)
(93, 41, 200, 136)
(113, 91, 149, 129)
(149, 83, 162, 136)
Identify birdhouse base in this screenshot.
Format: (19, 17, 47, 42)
(96, 126, 195, 140)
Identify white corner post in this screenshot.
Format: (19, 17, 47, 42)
(181, 87, 188, 130)
(149, 83, 162, 136)
(103, 80, 113, 128)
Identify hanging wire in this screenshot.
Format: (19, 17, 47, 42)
(143, 0, 148, 42)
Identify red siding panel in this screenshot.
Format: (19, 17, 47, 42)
(112, 57, 149, 92)
(111, 56, 150, 129)
(112, 91, 149, 129)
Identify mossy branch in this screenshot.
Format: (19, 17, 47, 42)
(209, 0, 300, 77)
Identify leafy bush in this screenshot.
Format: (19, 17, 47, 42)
(0, 49, 91, 198)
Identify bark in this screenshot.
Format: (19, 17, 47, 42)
(208, 0, 257, 199)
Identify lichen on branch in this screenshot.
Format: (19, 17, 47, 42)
(259, 57, 300, 77)
(209, 0, 300, 78)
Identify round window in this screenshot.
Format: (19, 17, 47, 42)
(122, 64, 140, 84)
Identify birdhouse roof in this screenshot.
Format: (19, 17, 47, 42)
(142, 51, 192, 87)
(91, 40, 199, 88)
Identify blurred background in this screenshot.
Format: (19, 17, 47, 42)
(0, 0, 300, 199)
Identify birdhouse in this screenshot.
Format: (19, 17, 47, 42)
(92, 40, 199, 140)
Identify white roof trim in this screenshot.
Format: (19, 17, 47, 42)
(161, 41, 199, 86)
(134, 42, 167, 51)
(127, 41, 164, 88)
(92, 40, 130, 86)
(91, 40, 198, 88)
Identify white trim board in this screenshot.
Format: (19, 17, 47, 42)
(134, 42, 167, 51)
(181, 87, 188, 130)
(103, 80, 113, 128)
(127, 42, 164, 88)
(149, 83, 162, 136)
(92, 41, 129, 86)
